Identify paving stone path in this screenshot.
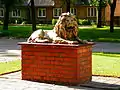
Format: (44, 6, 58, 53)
(0, 38, 120, 90)
(0, 72, 120, 90)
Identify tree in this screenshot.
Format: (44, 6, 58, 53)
(97, 0, 102, 28)
(66, 0, 71, 12)
(108, 0, 117, 32)
(62, 0, 73, 12)
(62, 0, 90, 12)
(90, 0, 107, 28)
(0, 0, 24, 30)
(30, 0, 36, 31)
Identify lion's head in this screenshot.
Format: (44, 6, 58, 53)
(54, 12, 78, 40)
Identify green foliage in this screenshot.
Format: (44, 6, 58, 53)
(0, 0, 25, 10)
(0, 21, 3, 25)
(108, 0, 112, 5)
(9, 18, 23, 24)
(90, 0, 99, 6)
(78, 19, 92, 25)
(52, 19, 58, 25)
(21, 21, 27, 25)
(72, 0, 91, 5)
(90, 0, 107, 7)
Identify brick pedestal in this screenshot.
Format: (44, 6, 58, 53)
(19, 42, 93, 85)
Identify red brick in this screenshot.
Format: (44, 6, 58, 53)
(19, 43, 93, 85)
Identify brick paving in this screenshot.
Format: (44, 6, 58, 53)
(0, 38, 120, 90)
(0, 78, 103, 90)
(0, 72, 120, 90)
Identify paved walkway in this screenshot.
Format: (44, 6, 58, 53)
(1, 38, 120, 63)
(93, 42, 120, 53)
(0, 38, 25, 62)
(0, 72, 120, 90)
(0, 38, 120, 90)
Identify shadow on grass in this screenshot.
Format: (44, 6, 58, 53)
(78, 27, 120, 42)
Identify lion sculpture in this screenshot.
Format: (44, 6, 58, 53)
(27, 12, 91, 44)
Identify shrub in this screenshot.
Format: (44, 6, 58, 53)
(90, 20, 96, 25)
(78, 19, 83, 25)
(52, 19, 58, 25)
(0, 21, 3, 25)
(21, 21, 27, 25)
(9, 18, 23, 24)
(78, 19, 92, 25)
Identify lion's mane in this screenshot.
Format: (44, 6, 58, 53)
(53, 12, 78, 41)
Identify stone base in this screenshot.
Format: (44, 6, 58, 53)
(19, 42, 93, 85)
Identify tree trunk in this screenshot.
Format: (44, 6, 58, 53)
(31, 0, 36, 32)
(3, 5, 9, 30)
(110, 7, 114, 32)
(110, 0, 116, 33)
(66, 0, 70, 12)
(27, 7, 31, 23)
(97, 0, 102, 28)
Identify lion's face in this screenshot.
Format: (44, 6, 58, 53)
(64, 16, 78, 32)
(54, 12, 78, 40)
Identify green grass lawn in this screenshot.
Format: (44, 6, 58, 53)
(92, 53, 120, 77)
(78, 26, 120, 42)
(0, 25, 33, 38)
(0, 53, 120, 77)
(0, 25, 120, 42)
(0, 60, 21, 75)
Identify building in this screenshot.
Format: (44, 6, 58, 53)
(0, 0, 120, 25)
(105, 0, 120, 25)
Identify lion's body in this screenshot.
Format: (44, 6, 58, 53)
(27, 12, 86, 44)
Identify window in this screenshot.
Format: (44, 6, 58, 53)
(0, 8, 4, 17)
(53, 8, 62, 17)
(70, 8, 76, 15)
(38, 8, 46, 17)
(87, 7, 97, 17)
(12, 9, 21, 17)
